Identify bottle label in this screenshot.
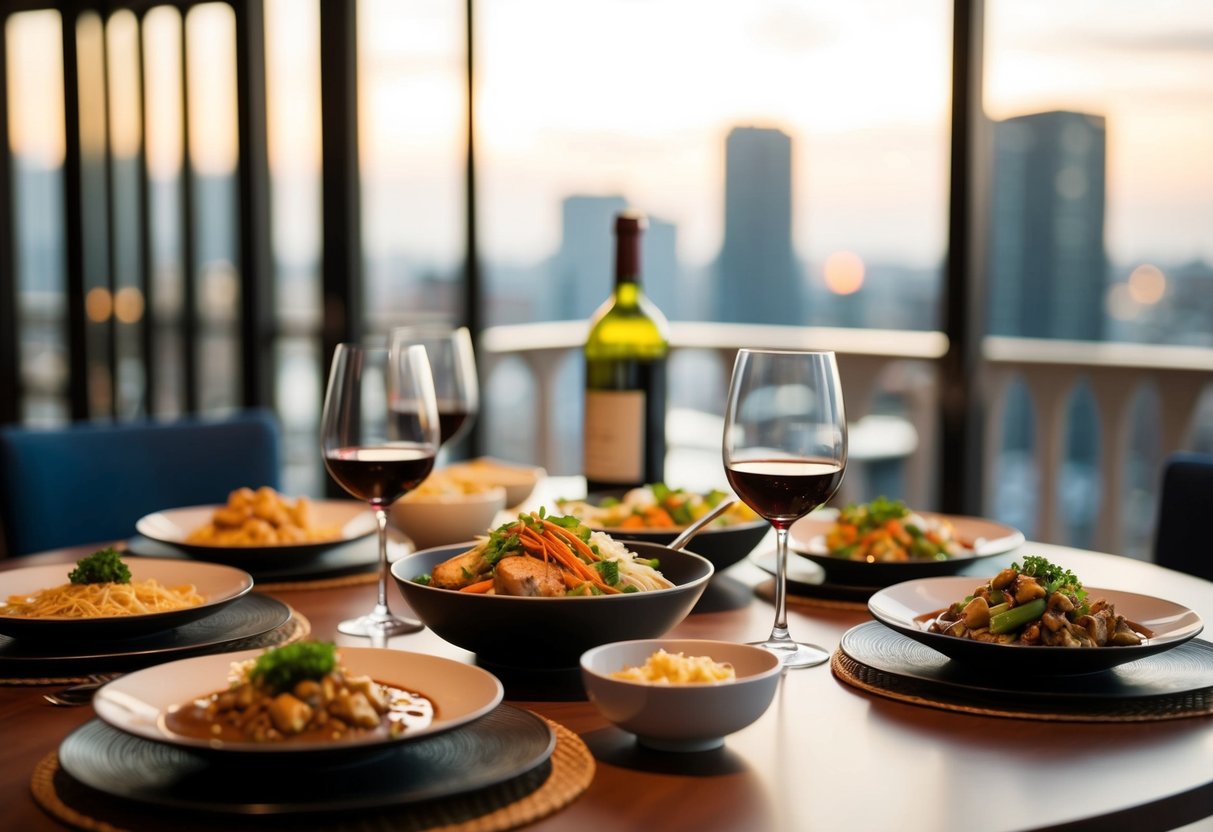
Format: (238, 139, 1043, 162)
(584, 390, 645, 484)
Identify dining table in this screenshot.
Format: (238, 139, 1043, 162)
(2, 482, 1213, 832)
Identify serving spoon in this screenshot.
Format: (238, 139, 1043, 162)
(668, 497, 739, 552)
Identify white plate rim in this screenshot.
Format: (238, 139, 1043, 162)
(135, 500, 377, 552)
(790, 509, 1025, 561)
(868, 575, 1206, 652)
(93, 646, 505, 753)
(0, 558, 253, 633)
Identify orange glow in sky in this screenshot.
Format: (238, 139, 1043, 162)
(822, 251, 865, 295)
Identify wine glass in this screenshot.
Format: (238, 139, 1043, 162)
(321, 341, 440, 639)
(722, 349, 847, 669)
(389, 325, 478, 452)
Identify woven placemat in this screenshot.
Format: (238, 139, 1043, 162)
(754, 578, 870, 612)
(831, 648, 1213, 722)
(31, 716, 593, 832)
(1, 607, 310, 687)
(256, 570, 379, 592)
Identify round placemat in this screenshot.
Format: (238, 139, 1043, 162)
(2, 604, 308, 687)
(32, 714, 592, 831)
(833, 621, 1213, 722)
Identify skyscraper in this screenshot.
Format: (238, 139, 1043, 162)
(987, 110, 1108, 340)
(715, 126, 801, 324)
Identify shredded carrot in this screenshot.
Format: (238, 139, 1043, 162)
(459, 578, 495, 593)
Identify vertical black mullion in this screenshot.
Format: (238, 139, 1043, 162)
(940, 0, 987, 515)
(0, 11, 19, 425)
(135, 10, 155, 414)
(463, 0, 482, 457)
(101, 11, 118, 418)
(319, 0, 362, 365)
(62, 6, 90, 421)
(179, 2, 198, 412)
(232, 0, 274, 409)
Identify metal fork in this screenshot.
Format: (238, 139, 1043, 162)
(42, 673, 121, 707)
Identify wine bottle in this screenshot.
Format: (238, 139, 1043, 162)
(583, 210, 670, 493)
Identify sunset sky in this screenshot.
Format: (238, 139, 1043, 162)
(6, 1, 1212, 272)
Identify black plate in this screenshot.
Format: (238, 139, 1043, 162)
(840, 620, 1213, 703)
(59, 704, 555, 814)
(125, 534, 383, 581)
(0, 593, 290, 676)
(749, 549, 878, 603)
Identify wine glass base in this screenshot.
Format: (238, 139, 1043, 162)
(749, 638, 831, 669)
(338, 614, 424, 639)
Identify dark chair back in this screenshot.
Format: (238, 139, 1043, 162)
(0, 410, 281, 557)
(1153, 451, 1213, 581)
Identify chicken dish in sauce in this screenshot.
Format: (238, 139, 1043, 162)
(165, 642, 434, 745)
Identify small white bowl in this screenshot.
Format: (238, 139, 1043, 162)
(439, 457, 545, 508)
(390, 485, 506, 551)
(580, 639, 782, 752)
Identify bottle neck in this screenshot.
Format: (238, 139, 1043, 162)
(614, 227, 643, 289)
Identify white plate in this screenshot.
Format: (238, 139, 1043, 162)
(868, 575, 1205, 675)
(136, 501, 376, 567)
(94, 647, 504, 754)
(0, 558, 253, 640)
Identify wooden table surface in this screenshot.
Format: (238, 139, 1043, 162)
(3, 535, 1213, 831)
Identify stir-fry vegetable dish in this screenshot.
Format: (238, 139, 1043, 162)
(416, 510, 673, 596)
(928, 556, 1144, 647)
(557, 483, 758, 530)
(825, 497, 963, 562)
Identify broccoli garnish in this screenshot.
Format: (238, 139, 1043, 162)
(249, 641, 337, 695)
(67, 547, 131, 585)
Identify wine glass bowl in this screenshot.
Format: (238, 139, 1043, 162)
(321, 342, 440, 640)
(723, 349, 847, 669)
(390, 325, 478, 449)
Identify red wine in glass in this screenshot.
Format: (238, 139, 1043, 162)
(726, 459, 844, 529)
(324, 444, 436, 507)
(392, 405, 471, 448)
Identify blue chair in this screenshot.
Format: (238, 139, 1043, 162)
(1153, 451, 1213, 582)
(0, 409, 281, 557)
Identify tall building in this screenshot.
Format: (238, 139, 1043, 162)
(987, 110, 1108, 340)
(715, 126, 801, 324)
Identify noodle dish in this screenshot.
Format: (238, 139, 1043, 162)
(0, 552, 253, 640)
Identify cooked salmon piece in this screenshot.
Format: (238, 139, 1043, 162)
(493, 556, 566, 597)
(431, 549, 490, 589)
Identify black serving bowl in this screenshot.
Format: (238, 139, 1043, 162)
(391, 542, 714, 669)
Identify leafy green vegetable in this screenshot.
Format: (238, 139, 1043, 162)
(249, 641, 337, 694)
(68, 547, 131, 585)
(1015, 555, 1086, 601)
(412, 573, 432, 586)
(593, 560, 620, 586)
(837, 496, 909, 528)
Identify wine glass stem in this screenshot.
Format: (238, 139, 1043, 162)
(374, 507, 391, 612)
(770, 526, 792, 641)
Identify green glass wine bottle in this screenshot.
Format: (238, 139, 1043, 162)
(583, 210, 670, 493)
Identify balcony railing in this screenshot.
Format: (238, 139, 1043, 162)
(480, 321, 1213, 560)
